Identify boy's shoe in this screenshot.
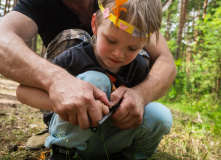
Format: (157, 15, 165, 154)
(25, 128, 49, 150)
(48, 145, 77, 160)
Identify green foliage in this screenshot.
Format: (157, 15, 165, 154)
(162, 3, 221, 135)
(167, 39, 177, 54)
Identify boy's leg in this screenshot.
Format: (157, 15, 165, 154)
(26, 29, 92, 150)
(45, 70, 172, 160)
(77, 102, 173, 160)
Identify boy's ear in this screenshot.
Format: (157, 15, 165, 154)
(91, 13, 98, 35)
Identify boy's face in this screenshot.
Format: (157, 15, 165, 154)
(92, 14, 146, 73)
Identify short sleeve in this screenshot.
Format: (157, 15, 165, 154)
(13, 0, 49, 30)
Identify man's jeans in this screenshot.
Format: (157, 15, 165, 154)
(45, 71, 173, 160)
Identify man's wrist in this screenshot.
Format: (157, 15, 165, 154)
(44, 66, 73, 92)
(132, 75, 156, 105)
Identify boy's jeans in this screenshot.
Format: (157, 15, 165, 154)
(45, 71, 173, 160)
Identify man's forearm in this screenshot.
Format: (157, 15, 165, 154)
(0, 31, 66, 91)
(133, 33, 177, 104)
(134, 53, 176, 104)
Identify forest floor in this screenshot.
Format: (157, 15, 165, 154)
(0, 76, 220, 160)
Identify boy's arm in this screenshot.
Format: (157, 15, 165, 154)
(16, 84, 53, 111)
(110, 33, 177, 129)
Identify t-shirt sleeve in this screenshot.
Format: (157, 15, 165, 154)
(13, 0, 48, 30)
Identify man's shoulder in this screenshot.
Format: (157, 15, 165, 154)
(13, 0, 54, 26)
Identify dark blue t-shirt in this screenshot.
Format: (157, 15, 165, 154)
(52, 42, 149, 88)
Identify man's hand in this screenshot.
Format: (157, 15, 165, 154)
(48, 71, 111, 129)
(110, 86, 146, 129)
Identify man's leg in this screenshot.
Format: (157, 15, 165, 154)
(45, 71, 112, 159)
(119, 102, 173, 159)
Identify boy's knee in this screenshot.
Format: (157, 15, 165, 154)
(142, 102, 173, 135)
(76, 71, 112, 97)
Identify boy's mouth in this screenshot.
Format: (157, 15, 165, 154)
(108, 57, 121, 64)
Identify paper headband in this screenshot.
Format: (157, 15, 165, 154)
(99, 0, 150, 37)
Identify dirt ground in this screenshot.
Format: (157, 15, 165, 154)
(0, 76, 48, 159)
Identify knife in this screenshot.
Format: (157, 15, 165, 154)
(98, 98, 123, 125)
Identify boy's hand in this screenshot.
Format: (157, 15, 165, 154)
(48, 72, 111, 129)
(110, 86, 146, 129)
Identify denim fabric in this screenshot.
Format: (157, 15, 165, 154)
(45, 71, 173, 160)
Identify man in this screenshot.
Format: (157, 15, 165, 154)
(0, 0, 176, 150)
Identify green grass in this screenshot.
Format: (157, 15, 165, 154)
(152, 96, 221, 159)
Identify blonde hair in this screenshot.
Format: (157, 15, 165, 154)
(96, 0, 162, 42)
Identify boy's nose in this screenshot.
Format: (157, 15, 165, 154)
(112, 48, 124, 59)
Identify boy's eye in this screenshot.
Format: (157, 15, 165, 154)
(107, 38, 117, 44)
(128, 47, 137, 51)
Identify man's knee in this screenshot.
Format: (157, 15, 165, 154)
(142, 102, 173, 135)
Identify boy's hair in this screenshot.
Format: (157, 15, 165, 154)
(96, 0, 162, 42)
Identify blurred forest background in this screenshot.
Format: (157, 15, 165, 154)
(0, 0, 220, 159)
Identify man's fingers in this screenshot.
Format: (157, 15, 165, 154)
(110, 87, 127, 106)
(102, 103, 109, 115)
(113, 113, 141, 129)
(78, 112, 91, 129)
(93, 85, 111, 107)
(68, 113, 78, 126)
(88, 100, 105, 127)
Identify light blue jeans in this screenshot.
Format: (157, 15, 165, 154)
(45, 71, 173, 160)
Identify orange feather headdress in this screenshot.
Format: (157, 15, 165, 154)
(112, 0, 128, 27)
(99, 0, 149, 37)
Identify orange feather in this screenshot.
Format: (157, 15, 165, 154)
(112, 0, 128, 26)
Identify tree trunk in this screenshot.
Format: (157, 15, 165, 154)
(4, 0, 9, 15)
(194, 0, 202, 42)
(14, 0, 18, 7)
(186, 21, 191, 75)
(175, 0, 189, 60)
(165, 8, 172, 41)
(216, 57, 221, 100)
(202, 0, 208, 19)
(8, 0, 11, 13)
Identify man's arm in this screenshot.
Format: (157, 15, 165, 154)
(110, 33, 177, 129)
(136, 32, 177, 102)
(16, 84, 109, 118)
(0, 11, 111, 128)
